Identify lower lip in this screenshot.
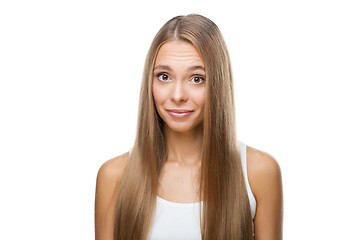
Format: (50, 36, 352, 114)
(167, 111, 193, 118)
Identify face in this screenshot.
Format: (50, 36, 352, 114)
(152, 40, 206, 134)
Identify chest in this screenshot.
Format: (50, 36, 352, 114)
(148, 197, 202, 240)
(157, 161, 201, 203)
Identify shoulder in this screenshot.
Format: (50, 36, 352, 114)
(95, 152, 130, 212)
(246, 146, 283, 238)
(246, 146, 281, 177)
(97, 152, 129, 184)
(246, 146, 282, 201)
(95, 152, 129, 239)
(95, 152, 129, 203)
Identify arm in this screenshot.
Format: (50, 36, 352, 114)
(95, 153, 128, 240)
(247, 147, 283, 240)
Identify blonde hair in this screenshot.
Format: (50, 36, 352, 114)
(114, 14, 253, 239)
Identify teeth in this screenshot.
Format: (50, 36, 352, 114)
(168, 111, 192, 117)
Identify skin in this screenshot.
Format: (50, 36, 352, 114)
(95, 40, 283, 240)
(152, 40, 206, 203)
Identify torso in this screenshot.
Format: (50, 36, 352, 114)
(96, 142, 282, 239)
(147, 141, 257, 239)
(157, 144, 258, 205)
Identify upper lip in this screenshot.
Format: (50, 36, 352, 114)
(166, 109, 194, 113)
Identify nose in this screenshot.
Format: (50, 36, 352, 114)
(170, 81, 188, 103)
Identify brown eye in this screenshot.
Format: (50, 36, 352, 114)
(191, 76, 205, 84)
(157, 73, 170, 81)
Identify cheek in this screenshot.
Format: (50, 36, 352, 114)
(193, 88, 206, 108)
(152, 83, 164, 106)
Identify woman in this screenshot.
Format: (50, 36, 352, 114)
(95, 14, 283, 240)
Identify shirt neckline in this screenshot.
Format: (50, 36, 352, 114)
(156, 196, 203, 207)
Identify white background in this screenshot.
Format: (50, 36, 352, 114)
(1, 0, 359, 239)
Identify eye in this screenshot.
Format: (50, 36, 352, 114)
(190, 75, 205, 84)
(156, 73, 170, 82)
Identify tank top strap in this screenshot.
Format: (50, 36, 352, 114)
(238, 141, 257, 219)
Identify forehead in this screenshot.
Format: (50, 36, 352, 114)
(154, 40, 204, 67)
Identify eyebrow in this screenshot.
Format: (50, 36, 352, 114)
(189, 65, 205, 72)
(153, 65, 172, 71)
(153, 65, 205, 72)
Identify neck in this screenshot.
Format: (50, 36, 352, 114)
(164, 125, 203, 165)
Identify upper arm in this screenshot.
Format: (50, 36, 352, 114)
(95, 153, 128, 240)
(247, 147, 283, 240)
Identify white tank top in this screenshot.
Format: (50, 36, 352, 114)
(147, 141, 257, 240)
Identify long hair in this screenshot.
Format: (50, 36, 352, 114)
(114, 14, 253, 239)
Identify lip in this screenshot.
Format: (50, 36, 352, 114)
(166, 109, 194, 118)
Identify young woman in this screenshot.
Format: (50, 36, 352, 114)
(95, 14, 283, 240)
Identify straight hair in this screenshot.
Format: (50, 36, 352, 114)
(114, 14, 253, 239)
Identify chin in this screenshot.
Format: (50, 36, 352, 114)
(165, 122, 203, 134)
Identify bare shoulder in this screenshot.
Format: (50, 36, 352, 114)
(97, 152, 129, 184)
(95, 151, 130, 204)
(246, 147, 281, 178)
(246, 146, 283, 239)
(246, 146, 282, 200)
(95, 152, 129, 240)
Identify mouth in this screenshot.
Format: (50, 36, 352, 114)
(166, 109, 194, 118)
